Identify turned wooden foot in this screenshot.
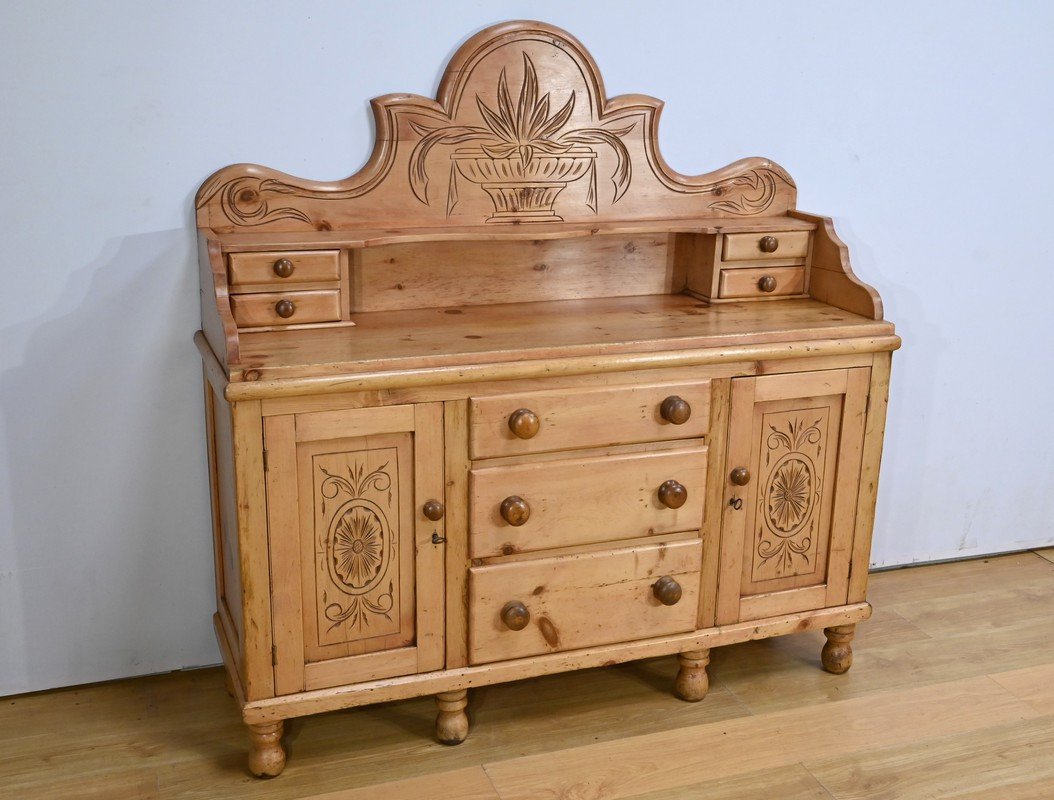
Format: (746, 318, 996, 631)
(223, 668, 236, 698)
(247, 721, 286, 777)
(822, 624, 856, 674)
(435, 689, 469, 745)
(675, 649, 711, 702)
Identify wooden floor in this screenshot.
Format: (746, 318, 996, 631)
(4, 550, 1054, 800)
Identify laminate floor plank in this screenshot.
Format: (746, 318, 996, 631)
(988, 662, 1054, 714)
(481, 677, 1037, 800)
(305, 766, 499, 800)
(802, 714, 1054, 800)
(1033, 547, 1054, 564)
(621, 764, 836, 800)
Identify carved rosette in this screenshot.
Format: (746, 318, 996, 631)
(317, 459, 397, 633)
(752, 412, 828, 581)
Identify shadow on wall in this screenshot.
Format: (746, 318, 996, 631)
(0, 228, 218, 695)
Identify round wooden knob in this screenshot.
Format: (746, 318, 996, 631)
(500, 496, 531, 526)
(275, 299, 295, 319)
(658, 479, 687, 509)
(423, 499, 445, 521)
(759, 235, 779, 253)
(730, 467, 751, 486)
(652, 576, 682, 606)
(508, 408, 540, 439)
(272, 258, 295, 278)
(500, 600, 530, 631)
(757, 275, 778, 293)
(660, 395, 691, 425)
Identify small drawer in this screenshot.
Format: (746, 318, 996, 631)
(470, 380, 710, 459)
(718, 266, 806, 299)
(722, 231, 810, 262)
(230, 289, 341, 327)
(228, 250, 340, 287)
(469, 444, 707, 558)
(468, 538, 702, 664)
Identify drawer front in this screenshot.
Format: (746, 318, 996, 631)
(722, 231, 810, 262)
(469, 445, 706, 558)
(228, 250, 340, 286)
(719, 266, 806, 299)
(230, 289, 341, 327)
(468, 539, 702, 664)
(470, 380, 710, 459)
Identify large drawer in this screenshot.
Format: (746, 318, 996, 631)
(468, 538, 702, 664)
(469, 380, 711, 459)
(469, 444, 706, 558)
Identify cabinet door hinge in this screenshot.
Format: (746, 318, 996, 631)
(272, 644, 278, 666)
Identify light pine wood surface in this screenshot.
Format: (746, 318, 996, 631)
(3, 551, 1052, 799)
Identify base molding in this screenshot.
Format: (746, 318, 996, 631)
(237, 602, 871, 724)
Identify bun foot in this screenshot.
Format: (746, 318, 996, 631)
(435, 689, 469, 745)
(675, 649, 710, 702)
(822, 624, 856, 674)
(247, 721, 286, 777)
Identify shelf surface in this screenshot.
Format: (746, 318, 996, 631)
(234, 295, 895, 380)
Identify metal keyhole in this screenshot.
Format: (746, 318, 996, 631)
(729, 497, 743, 510)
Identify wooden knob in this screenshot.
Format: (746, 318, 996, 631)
(759, 235, 779, 253)
(652, 576, 683, 606)
(508, 408, 540, 439)
(658, 479, 687, 509)
(500, 496, 531, 526)
(757, 275, 778, 293)
(660, 395, 691, 425)
(272, 258, 295, 278)
(275, 299, 295, 319)
(730, 467, 751, 486)
(423, 499, 445, 521)
(500, 600, 530, 631)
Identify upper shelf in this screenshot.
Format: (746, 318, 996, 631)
(207, 215, 816, 250)
(195, 20, 797, 234)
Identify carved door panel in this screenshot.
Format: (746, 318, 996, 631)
(264, 404, 445, 695)
(716, 369, 869, 624)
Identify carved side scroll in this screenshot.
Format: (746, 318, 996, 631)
(195, 21, 797, 232)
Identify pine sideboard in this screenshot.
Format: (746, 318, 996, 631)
(194, 20, 898, 777)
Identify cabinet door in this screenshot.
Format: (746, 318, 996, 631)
(264, 404, 445, 694)
(716, 369, 869, 624)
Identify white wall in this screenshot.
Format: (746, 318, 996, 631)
(2, 1, 1052, 696)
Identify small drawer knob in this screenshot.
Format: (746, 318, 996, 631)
(500, 496, 531, 526)
(660, 395, 692, 425)
(501, 600, 530, 631)
(422, 499, 445, 521)
(658, 479, 687, 509)
(730, 467, 751, 486)
(759, 235, 779, 253)
(274, 299, 296, 319)
(652, 576, 683, 606)
(757, 275, 778, 293)
(272, 258, 295, 278)
(508, 408, 540, 439)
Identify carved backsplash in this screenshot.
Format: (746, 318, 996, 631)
(195, 21, 796, 232)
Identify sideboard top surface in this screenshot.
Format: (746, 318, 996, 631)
(235, 296, 894, 379)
